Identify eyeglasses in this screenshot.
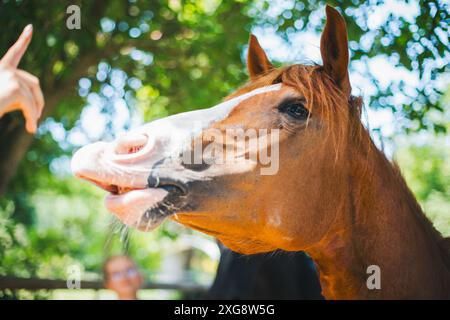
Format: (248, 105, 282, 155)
(109, 267, 139, 282)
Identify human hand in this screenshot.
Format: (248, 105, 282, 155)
(0, 25, 44, 134)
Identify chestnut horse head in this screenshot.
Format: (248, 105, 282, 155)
(73, 5, 351, 252)
(72, 6, 450, 298)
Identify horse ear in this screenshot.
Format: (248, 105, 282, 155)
(320, 5, 351, 97)
(247, 34, 273, 79)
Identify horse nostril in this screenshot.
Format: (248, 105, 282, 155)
(115, 133, 149, 155)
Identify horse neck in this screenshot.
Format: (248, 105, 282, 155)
(307, 127, 450, 299)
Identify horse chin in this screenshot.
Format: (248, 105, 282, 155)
(147, 186, 190, 225)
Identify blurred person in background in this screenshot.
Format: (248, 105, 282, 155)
(0, 24, 44, 134)
(103, 255, 143, 300)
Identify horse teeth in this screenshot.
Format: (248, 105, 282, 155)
(117, 186, 132, 194)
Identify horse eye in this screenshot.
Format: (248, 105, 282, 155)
(283, 102, 309, 120)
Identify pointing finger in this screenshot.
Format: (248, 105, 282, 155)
(1, 24, 33, 68)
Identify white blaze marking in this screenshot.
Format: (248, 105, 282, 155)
(128, 83, 282, 160)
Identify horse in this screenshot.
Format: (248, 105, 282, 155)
(71, 6, 450, 299)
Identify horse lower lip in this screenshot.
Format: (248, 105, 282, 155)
(104, 188, 170, 227)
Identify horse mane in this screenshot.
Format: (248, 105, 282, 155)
(228, 63, 450, 268)
(391, 161, 450, 268)
(348, 96, 450, 269)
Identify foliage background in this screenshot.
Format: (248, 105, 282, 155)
(0, 0, 448, 299)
